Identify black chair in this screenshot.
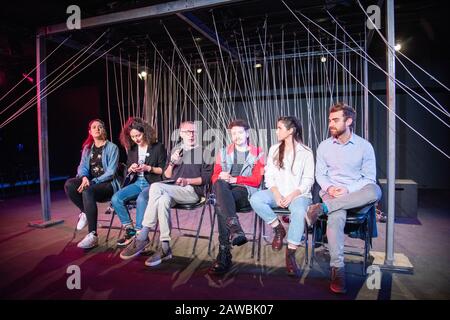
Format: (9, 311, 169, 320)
(72, 162, 128, 239)
(310, 203, 376, 276)
(207, 198, 261, 260)
(258, 207, 311, 265)
(171, 184, 214, 256)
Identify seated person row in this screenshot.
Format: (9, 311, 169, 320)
(119, 121, 213, 266)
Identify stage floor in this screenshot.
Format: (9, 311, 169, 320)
(0, 189, 448, 300)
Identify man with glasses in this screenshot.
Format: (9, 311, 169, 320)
(120, 121, 213, 267)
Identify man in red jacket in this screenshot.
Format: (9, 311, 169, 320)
(208, 119, 265, 275)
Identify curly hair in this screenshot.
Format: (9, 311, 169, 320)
(119, 117, 157, 151)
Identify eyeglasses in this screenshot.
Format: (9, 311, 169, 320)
(181, 130, 196, 134)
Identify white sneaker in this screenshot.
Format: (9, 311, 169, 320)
(76, 212, 88, 230)
(77, 231, 98, 249)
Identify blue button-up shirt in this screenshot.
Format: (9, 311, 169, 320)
(315, 133, 377, 194)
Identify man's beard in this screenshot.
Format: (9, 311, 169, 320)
(330, 127, 346, 138)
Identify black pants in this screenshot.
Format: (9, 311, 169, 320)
(64, 177, 114, 233)
(213, 179, 250, 246)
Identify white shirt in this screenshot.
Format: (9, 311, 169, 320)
(264, 142, 315, 198)
(138, 145, 148, 177)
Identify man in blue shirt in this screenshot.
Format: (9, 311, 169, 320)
(306, 102, 382, 294)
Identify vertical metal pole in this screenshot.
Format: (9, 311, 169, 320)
(37, 34, 51, 221)
(385, 0, 396, 264)
(29, 33, 64, 228)
(363, 40, 369, 140)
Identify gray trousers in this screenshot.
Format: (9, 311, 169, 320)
(321, 183, 382, 268)
(142, 182, 199, 242)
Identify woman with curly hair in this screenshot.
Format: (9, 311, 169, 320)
(111, 117, 167, 247)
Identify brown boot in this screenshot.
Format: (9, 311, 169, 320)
(330, 266, 347, 294)
(272, 222, 286, 251)
(286, 247, 301, 277)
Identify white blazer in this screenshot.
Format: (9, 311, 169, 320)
(264, 142, 315, 198)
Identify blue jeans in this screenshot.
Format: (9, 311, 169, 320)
(111, 177, 149, 230)
(249, 189, 312, 246)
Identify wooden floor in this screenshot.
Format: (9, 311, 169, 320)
(0, 189, 448, 300)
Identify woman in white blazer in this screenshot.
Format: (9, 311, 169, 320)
(250, 116, 315, 277)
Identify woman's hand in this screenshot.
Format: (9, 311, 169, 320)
(280, 194, 295, 208)
(129, 163, 139, 173)
(274, 192, 285, 208)
(77, 177, 90, 193)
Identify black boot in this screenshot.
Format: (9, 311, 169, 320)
(208, 245, 232, 275)
(226, 216, 248, 246)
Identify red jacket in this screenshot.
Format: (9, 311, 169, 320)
(211, 144, 265, 188)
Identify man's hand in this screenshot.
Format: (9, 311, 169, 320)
(170, 149, 183, 165)
(333, 186, 349, 197)
(176, 177, 189, 187)
(218, 171, 231, 181)
(77, 177, 90, 193)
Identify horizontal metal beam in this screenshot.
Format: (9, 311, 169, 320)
(48, 35, 139, 69)
(176, 12, 239, 58)
(38, 0, 244, 36)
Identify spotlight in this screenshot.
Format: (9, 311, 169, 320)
(320, 56, 327, 63)
(194, 37, 202, 42)
(22, 73, 34, 84)
(254, 63, 262, 68)
(138, 70, 147, 80)
(196, 68, 202, 74)
(394, 43, 401, 51)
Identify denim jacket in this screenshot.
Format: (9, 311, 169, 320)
(76, 140, 120, 192)
(212, 144, 265, 198)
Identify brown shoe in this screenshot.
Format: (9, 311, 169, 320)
(306, 203, 324, 226)
(272, 222, 286, 251)
(330, 266, 347, 294)
(286, 248, 301, 277)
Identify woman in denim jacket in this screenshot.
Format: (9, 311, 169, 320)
(64, 119, 119, 249)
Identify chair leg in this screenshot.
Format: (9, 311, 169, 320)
(363, 228, 370, 276)
(257, 217, 263, 262)
(207, 205, 217, 256)
(72, 216, 79, 240)
(150, 220, 159, 248)
(192, 205, 207, 256)
(175, 209, 181, 232)
(310, 223, 316, 268)
(106, 210, 116, 243)
(304, 221, 309, 266)
(251, 212, 258, 259)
